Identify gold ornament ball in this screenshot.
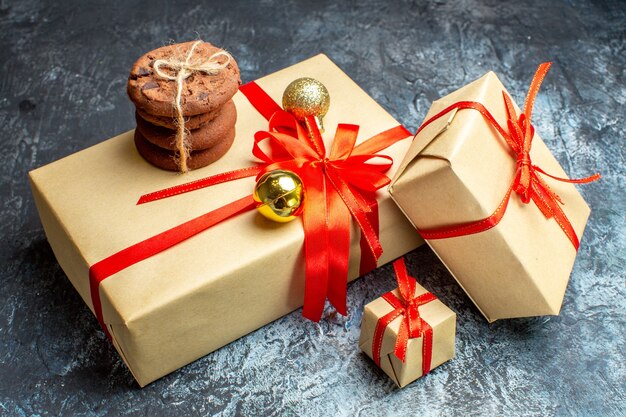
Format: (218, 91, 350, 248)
(253, 170, 304, 223)
(282, 77, 330, 132)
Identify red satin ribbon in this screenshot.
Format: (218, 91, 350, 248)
(372, 258, 437, 377)
(89, 195, 256, 339)
(415, 63, 600, 250)
(89, 81, 412, 339)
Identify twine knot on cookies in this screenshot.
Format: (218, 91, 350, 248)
(153, 40, 232, 172)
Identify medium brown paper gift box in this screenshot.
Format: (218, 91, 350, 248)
(359, 282, 456, 388)
(389, 70, 591, 323)
(29, 54, 424, 386)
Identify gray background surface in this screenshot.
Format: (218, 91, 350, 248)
(1, 0, 625, 416)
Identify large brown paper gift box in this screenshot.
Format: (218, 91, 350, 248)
(389, 71, 590, 323)
(359, 282, 456, 388)
(29, 54, 424, 386)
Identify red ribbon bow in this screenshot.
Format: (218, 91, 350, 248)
(372, 258, 437, 376)
(251, 104, 411, 320)
(415, 62, 600, 249)
(89, 81, 411, 339)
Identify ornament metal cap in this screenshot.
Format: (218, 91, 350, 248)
(282, 77, 330, 133)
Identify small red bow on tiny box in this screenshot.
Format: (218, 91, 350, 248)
(372, 258, 437, 376)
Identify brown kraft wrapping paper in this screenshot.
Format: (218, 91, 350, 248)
(359, 282, 456, 388)
(29, 54, 424, 387)
(389, 70, 591, 323)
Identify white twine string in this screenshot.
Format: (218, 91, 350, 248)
(152, 40, 232, 172)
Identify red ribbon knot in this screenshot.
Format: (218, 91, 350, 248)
(372, 258, 437, 376)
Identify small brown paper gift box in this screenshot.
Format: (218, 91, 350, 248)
(389, 67, 592, 322)
(359, 260, 456, 388)
(29, 54, 424, 386)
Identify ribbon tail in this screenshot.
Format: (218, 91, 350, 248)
(530, 173, 560, 216)
(523, 62, 552, 120)
(420, 318, 434, 376)
(326, 168, 383, 262)
(550, 200, 580, 250)
(533, 165, 601, 184)
(89, 194, 257, 339)
(359, 193, 380, 275)
(301, 166, 329, 322)
(530, 181, 581, 250)
(325, 187, 351, 316)
(394, 318, 410, 363)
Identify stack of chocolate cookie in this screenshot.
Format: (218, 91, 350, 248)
(127, 41, 241, 171)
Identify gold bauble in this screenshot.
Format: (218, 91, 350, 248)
(253, 170, 304, 223)
(282, 77, 330, 132)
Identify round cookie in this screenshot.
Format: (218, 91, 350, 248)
(136, 106, 221, 130)
(128, 41, 241, 117)
(134, 127, 236, 171)
(136, 100, 237, 151)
